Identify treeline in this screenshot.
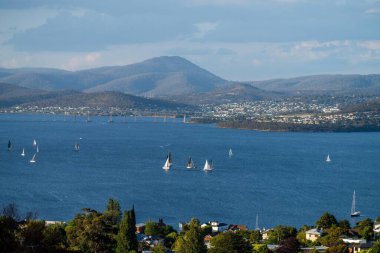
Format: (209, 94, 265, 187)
(218, 119, 380, 132)
(1, 201, 380, 253)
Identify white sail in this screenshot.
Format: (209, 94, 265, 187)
(21, 148, 25, 156)
(30, 153, 36, 163)
(203, 160, 213, 171)
(109, 114, 114, 123)
(229, 148, 233, 157)
(74, 143, 80, 151)
(326, 154, 331, 162)
(33, 139, 37, 147)
(183, 115, 186, 123)
(163, 157, 171, 170)
(36, 145, 39, 153)
(351, 190, 360, 217)
(186, 157, 194, 169)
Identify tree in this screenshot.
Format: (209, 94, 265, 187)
(19, 220, 46, 251)
(105, 198, 121, 226)
(368, 242, 380, 253)
(355, 218, 374, 240)
(152, 244, 166, 253)
(250, 230, 262, 244)
(296, 225, 312, 246)
(324, 244, 348, 253)
(145, 221, 160, 236)
(252, 244, 271, 253)
(43, 223, 67, 250)
(266, 225, 297, 244)
(173, 218, 207, 253)
(66, 211, 114, 252)
(276, 237, 300, 253)
(116, 209, 138, 253)
(0, 216, 19, 252)
(319, 225, 343, 246)
(209, 231, 251, 253)
(316, 212, 338, 229)
(338, 220, 350, 235)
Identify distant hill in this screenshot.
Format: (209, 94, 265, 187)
(0, 56, 229, 96)
(26, 91, 192, 111)
(167, 83, 281, 105)
(250, 74, 380, 95)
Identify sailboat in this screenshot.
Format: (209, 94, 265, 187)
(229, 148, 233, 158)
(162, 157, 171, 170)
(203, 160, 213, 171)
(36, 145, 39, 153)
(33, 139, 37, 147)
(168, 152, 173, 166)
(74, 143, 80, 152)
(86, 112, 91, 123)
(29, 153, 36, 163)
(21, 148, 25, 156)
(7, 140, 12, 151)
(351, 190, 360, 217)
(186, 157, 194, 169)
(183, 115, 186, 123)
(326, 154, 331, 162)
(108, 114, 114, 123)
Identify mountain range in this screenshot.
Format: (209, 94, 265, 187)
(0, 56, 380, 108)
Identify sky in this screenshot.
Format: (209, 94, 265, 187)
(0, 0, 379, 81)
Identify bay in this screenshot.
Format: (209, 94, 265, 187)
(0, 113, 379, 229)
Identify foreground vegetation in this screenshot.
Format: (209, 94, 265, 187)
(1, 200, 379, 253)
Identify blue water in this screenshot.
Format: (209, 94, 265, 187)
(0, 113, 379, 229)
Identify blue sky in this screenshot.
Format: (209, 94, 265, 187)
(0, 0, 379, 80)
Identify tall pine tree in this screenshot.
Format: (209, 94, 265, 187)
(116, 208, 138, 253)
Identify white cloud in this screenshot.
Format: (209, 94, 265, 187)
(64, 52, 101, 70)
(193, 22, 218, 39)
(365, 8, 380, 14)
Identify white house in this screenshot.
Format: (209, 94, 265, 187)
(210, 221, 228, 233)
(305, 228, 323, 242)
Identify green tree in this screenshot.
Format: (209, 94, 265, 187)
(250, 230, 262, 244)
(316, 212, 338, 229)
(43, 223, 67, 250)
(338, 220, 350, 235)
(276, 237, 300, 253)
(368, 242, 380, 253)
(319, 225, 343, 247)
(19, 220, 46, 251)
(116, 209, 138, 253)
(266, 225, 297, 244)
(173, 218, 207, 253)
(0, 216, 19, 252)
(297, 225, 312, 246)
(324, 244, 348, 253)
(355, 218, 374, 240)
(252, 244, 270, 253)
(66, 210, 114, 252)
(104, 198, 121, 226)
(152, 244, 166, 253)
(145, 221, 160, 236)
(209, 231, 251, 253)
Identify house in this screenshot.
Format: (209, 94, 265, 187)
(262, 229, 273, 240)
(210, 221, 228, 233)
(300, 246, 328, 252)
(342, 238, 366, 244)
(45, 220, 66, 226)
(374, 222, 380, 233)
(305, 228, 323, 242)
(136, 223, 146, 234)
(204, 235, 213, 249)
(350, 242, 374, 253)
(227, 224, 248, 232)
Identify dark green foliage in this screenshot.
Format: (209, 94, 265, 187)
(319, 225, 343, 247)
(368, 242, 380, 253)
(265, 225, 297, 244)
(297, 225, 313, 246)
(209, 231, 252, 253)
(65, 211, 114, 253)
(43, 224, 67, 250)
(276, 237, 300, 253)
(116, 208, 138, 253)
(250, 230, 262, 244)
(252, 244, 271, 253)
(20, 220, 46, 251)
(355, 218, 374, 240)
(324, 244, 348, 253)
(144, 219, 176, 237)
(0, 216, 19, 252)
(105, 198, 122, 226)
(173, 218, 207, 253)
(338, 220, 350, 235)
(316, 212, 338, 229)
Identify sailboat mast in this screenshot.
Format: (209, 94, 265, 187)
(352, 190, 356, 214)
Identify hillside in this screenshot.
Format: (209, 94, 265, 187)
(167, 83, 281, 105)
(0, 56, 229, 96)
(250, 74, 380, 95)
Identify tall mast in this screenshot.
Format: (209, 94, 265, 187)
(255, 214, 259, 230)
